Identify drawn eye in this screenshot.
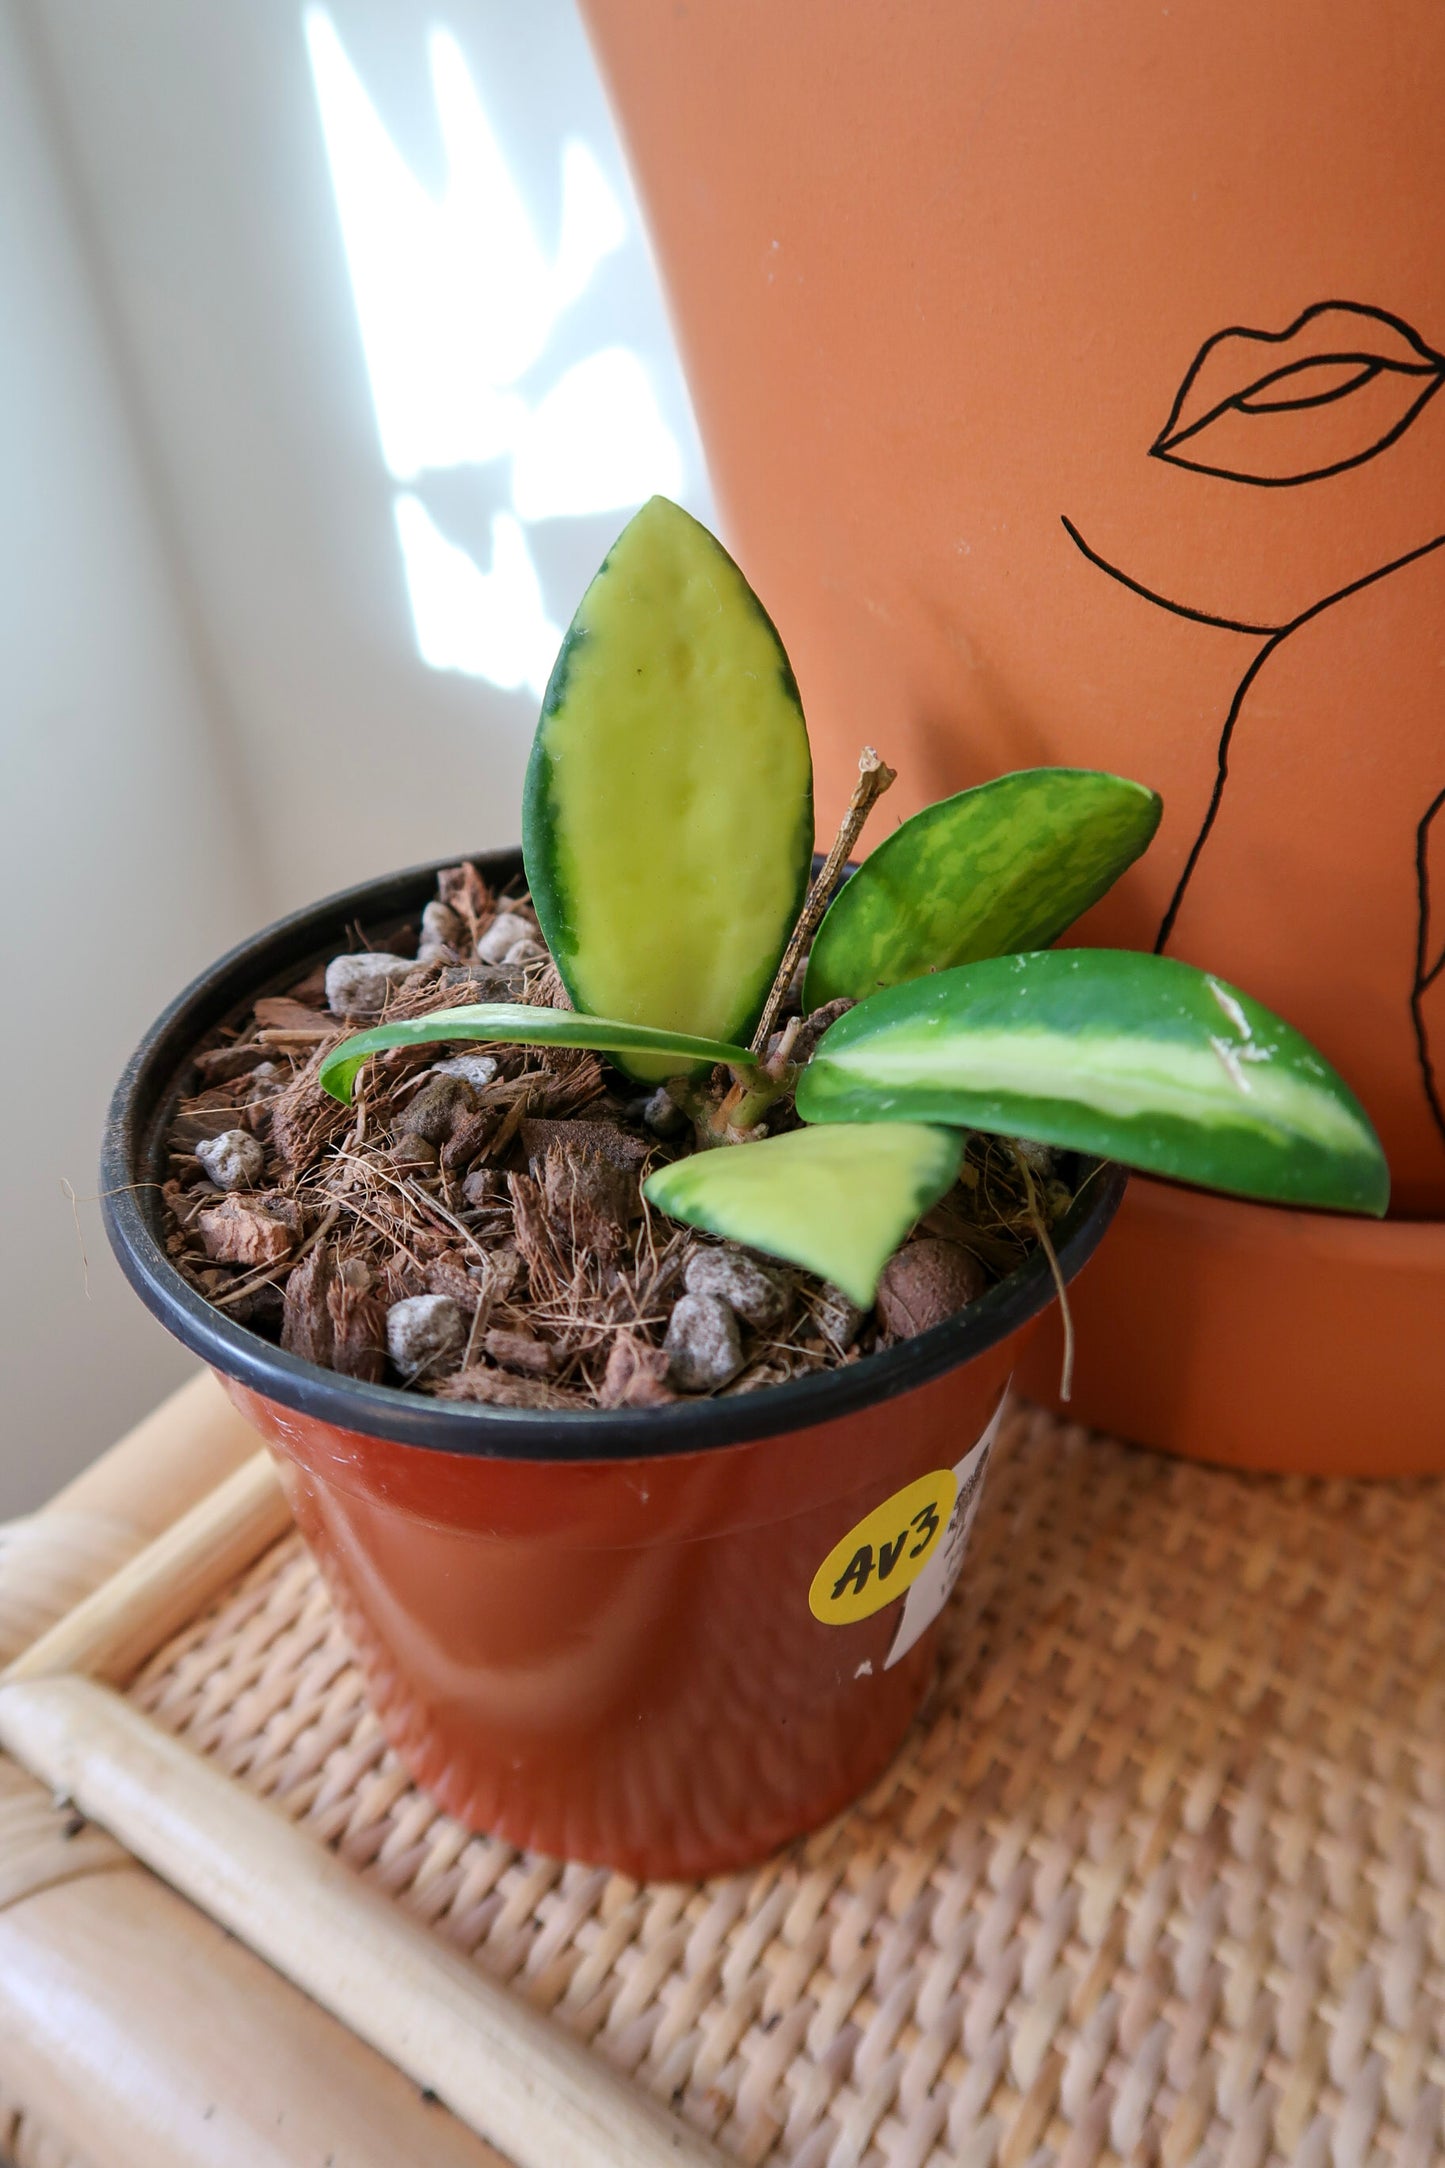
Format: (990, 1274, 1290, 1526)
(1152, 302, 1445, 487)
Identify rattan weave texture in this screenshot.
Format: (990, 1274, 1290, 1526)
(129, 1404, 1445, 2168)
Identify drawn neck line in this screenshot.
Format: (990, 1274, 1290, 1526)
(1061, 515, 1445, 644)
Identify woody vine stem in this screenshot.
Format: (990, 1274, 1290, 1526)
(699, 749, 896, 1140)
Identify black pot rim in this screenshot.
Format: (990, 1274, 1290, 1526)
(101, 848, 1127, 1464)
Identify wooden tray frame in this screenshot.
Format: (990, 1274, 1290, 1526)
(0, 1389, 723, 2168)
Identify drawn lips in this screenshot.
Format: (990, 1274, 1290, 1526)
(1152, 301, 1445, 486)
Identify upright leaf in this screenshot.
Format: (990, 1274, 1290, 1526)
(524, 497, 814, 1080)
(803, 769, 1161, 1008)
(643, 1123, 963, 1307)
(318, 1004, 756, 1105)
(797, 950, 1389, 1215)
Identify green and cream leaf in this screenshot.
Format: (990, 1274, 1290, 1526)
(803, 768, 1162, 1009)
(523, 496, 814, 1080)
(797, 950, 1389, 1215)
(643, 1123, 964, 1307)
(318, 1004, 756, 1105)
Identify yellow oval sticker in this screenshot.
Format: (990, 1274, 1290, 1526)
(808, 1469, 959, 1626)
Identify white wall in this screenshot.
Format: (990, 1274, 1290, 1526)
(27, 0, 711, 909)
(1, 0, 709, 1511)
(0, 0, 264, 1512)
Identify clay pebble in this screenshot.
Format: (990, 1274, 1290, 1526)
(876, 1238, 986, 1340)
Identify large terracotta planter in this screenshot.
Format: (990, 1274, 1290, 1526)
(581, 0, 1445, 1471)
(101, 849, 1122, 1878)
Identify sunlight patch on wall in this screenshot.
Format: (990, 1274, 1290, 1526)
(512, 349, 684, 522)
(394, 498, 561, 699)
(304, 8, 686, 696)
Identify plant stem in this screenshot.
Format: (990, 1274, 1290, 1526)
(749, 747, 896, 1054)
(719, 1017, 800, 1134)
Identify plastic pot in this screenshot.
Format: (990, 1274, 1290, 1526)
(578, 0, 1445, 1472)
(102, 850, 1124, 1879)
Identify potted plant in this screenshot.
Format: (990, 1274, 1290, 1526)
(103, 500, 1384, 1878)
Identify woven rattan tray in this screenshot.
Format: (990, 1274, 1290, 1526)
(2, 1377, 1443, 2168)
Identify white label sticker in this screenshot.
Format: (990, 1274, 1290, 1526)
(883, 1390, 1007, 1670)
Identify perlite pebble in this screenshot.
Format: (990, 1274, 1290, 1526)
(684, 1247, 790, 1330)
(432, 1053, 500, 1090)
(417, 899, 464, 964)
(503, 937, 549, 966)
(664, 1291, 743, 1393)
(195, 1128, 265, 1191)
(475, 912, 535, 964)
(325, 952, 414, 1018)
(816, 1286, 864, 1352)
(386, 1294, 465, 1376)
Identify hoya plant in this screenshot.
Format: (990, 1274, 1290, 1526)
(320, 497, 1388, 1309)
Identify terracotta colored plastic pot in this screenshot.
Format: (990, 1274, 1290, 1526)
(101, 850, 1123, 1879)
(580, 0, 1445, 1473)
(1020, 1182, 1445, 1478)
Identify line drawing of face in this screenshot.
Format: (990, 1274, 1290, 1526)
(1151, 301, 1445, 490)
(1063, 294, 1445, 1160)
(1067, 297, 1445, 638)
